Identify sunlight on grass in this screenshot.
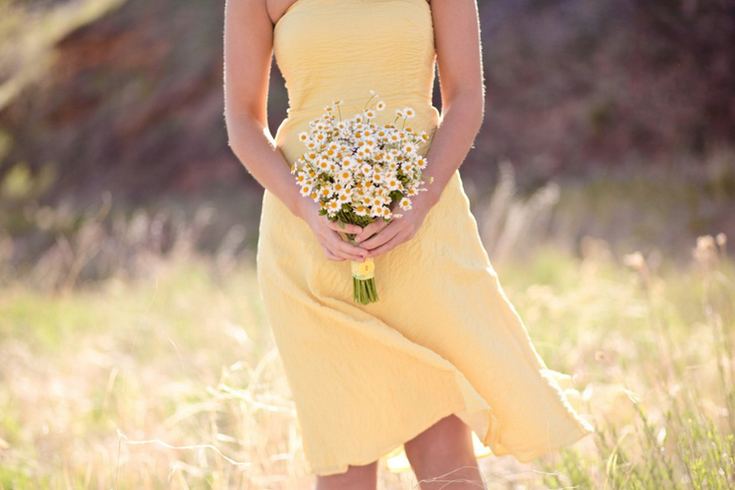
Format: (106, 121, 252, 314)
(0, 229, 733, 488)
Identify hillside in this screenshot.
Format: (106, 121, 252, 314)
(1, 0, 734, 204)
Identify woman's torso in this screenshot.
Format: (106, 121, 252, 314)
(272, 0, 440, 164)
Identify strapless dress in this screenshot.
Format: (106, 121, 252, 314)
(255, 0, 595, 476)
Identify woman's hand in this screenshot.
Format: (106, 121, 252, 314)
(352, 192, 437, 257)
(297, 198, 372, 262)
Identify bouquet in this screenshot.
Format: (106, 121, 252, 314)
(290, 91, 431, 305)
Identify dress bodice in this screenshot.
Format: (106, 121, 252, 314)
(272, 0, 440, 164)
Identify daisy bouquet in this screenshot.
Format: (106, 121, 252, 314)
(290, 91, 431, 305)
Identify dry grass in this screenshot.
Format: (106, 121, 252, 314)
(0, 179, 733, 488)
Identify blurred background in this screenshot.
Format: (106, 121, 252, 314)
(1, 0, 734, 278)
(1, 0, 734, 488)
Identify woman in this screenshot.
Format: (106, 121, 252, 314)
(223, 0, 595, 488)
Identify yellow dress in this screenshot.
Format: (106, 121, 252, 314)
(257, 0, 595, 476)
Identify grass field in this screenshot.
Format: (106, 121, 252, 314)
(0, 220, 733, 488)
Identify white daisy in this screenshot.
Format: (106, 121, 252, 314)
(360, 163, 373, 177)
(320, 185, 333, 198)
(403, 143, 417, 154)
(327, 199, 340, 214)
(337, 169, 352, 183)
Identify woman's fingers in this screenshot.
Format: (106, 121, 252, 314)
(365, 230, 408, 257)
(321, 244, 343, 261)
(359, 222, 401, 251)
(335, 245, 369, 262)
(321, 240, 364, 262)
(325, 218, 363, 235)
(323, 231, 370, 261)
(333, 234, 371, 260)
(354, 218, 390, 243)
(310, 215, 371, 261)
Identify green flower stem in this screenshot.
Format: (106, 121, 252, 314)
(353, 276, 378, 305)
(346, 236, 379, 305)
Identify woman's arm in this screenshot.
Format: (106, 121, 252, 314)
(224, 0, 369, 262)
(353, 0, 485, 255)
